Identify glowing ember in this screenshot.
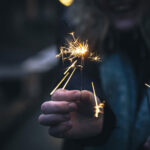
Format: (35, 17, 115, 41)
(145, 83, 150, 88)
(50, 33, 104, 118)
(59, 0, 74, 7)
(91, 82, 105, 118)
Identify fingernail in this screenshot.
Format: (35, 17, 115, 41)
(68, 103, 77, 111)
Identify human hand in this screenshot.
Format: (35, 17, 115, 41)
(38, 89, 103, 139)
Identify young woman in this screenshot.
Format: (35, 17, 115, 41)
(39, 0, 150, 150)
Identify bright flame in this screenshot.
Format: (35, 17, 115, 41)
(59, 0, 74, 7)
(57, 32, 100, 65)
(145, 83, 150, 88)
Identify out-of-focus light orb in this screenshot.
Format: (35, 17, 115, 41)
(59, 0, 74, 7)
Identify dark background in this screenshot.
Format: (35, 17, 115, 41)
(0, 0, 64, 149)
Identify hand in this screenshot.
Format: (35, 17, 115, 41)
(38, 89, 103, 139)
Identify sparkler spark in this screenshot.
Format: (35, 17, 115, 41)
(145, 83, 150, 88)
(50, 33, 104, 118)
(91, 82, 105, 118)
(64, 60, 77, 75)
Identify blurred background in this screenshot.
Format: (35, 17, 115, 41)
(0, 0, 66, 149)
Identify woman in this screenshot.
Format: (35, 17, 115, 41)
(39, 0, 150, 150)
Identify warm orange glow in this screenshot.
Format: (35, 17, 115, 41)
(59, 0, 74, 7)
(59, 34, 89, 62)
(51, 33, 100, 94)
(57, 32, 100, 65)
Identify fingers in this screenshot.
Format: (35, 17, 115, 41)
(81, 90, 100, 104)
(48, 121, 72, 138)
(41, 101, 77, 114)
(81, 90, 93, 101)
(51, 89, 81, 102)
(39, 114, 70, 126)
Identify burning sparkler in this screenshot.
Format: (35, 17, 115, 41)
(91, 82, 105, 118)
(50, 33, 100, 95)
(50, 33, 103, 118)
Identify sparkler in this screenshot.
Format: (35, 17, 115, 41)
(50, 33, 103, 118)
(91, 82, 105, 118)
(50, 33, 100, 95)
(64, 60, 77, 75)
(50, 72, 70, 95)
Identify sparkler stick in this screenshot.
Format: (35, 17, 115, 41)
(80, 56, 84, 90)
(62, 67, 76, 89)
(50, 72, 69, 95)
(50, 33, 104, 118)
(91, 82, 100, 118)
(64, 60, 78, 75)
(145, 83, 150, 88)
(91, 82, 98, 106)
